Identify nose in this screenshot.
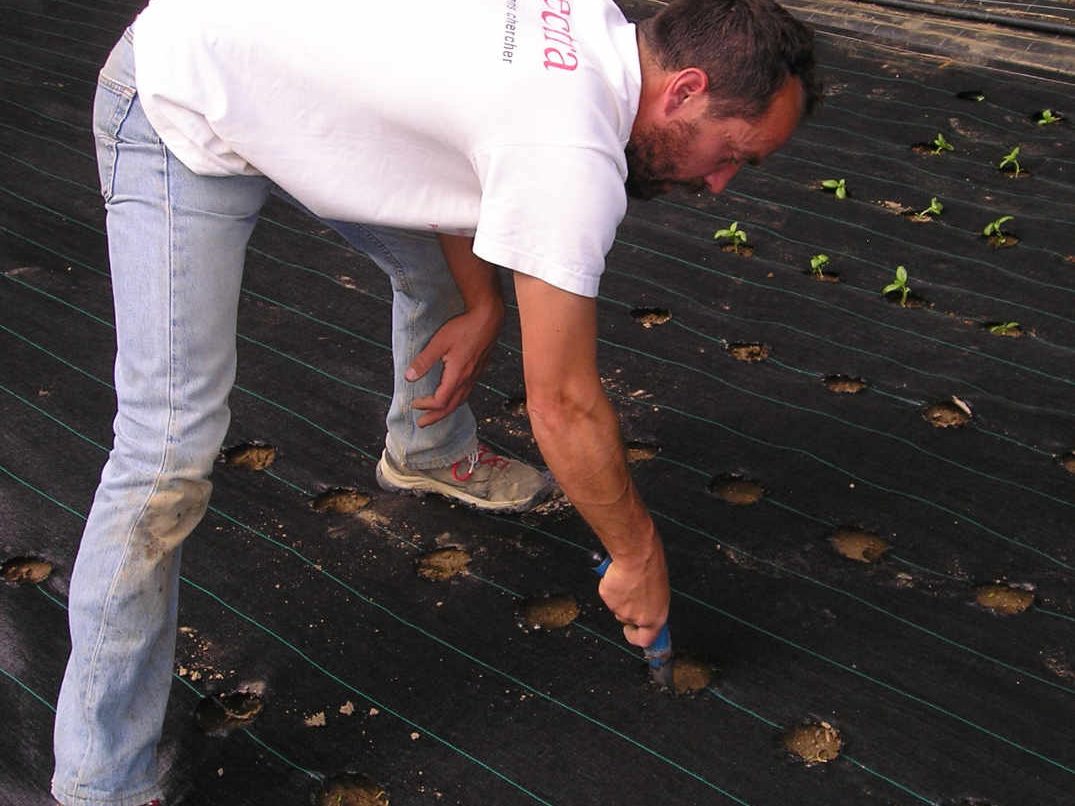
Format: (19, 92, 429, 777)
(704, 163, 741, 194)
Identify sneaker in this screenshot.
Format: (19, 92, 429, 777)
(376, 445, 552, 513)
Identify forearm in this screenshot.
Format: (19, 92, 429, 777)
(527, 377, 658, 561)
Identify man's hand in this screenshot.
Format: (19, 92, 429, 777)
(406, 302, 503, 427)
(597, 533, 670, 647)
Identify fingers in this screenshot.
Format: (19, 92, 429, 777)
(622, 621, 664, 648)
(405, 338, 444, 383)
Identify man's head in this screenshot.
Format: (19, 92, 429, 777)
(626, 0, 820, 200)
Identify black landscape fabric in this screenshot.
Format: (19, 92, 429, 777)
(2, 1, 1074, 805)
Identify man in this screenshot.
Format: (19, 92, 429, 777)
(54, 0, 819, 802)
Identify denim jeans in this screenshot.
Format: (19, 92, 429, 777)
(52, 30, 477, 805)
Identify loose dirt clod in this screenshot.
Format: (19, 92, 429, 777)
(317, 773, 389, 806)
(783, 721, 843, 764)
(521, 593, 580, 629)
(310, 488, 371, 513)
(631, 307, 672, 328)
(416, 547, 470, 581)
(830, 528, 889, 563)
(2, 556, 53, 585)
(218, 441, 277, 470)
(624, 441, 661, 463)
(823, 375, 867, 394)
(195, 691, 264, 736)
(726, 342, 770, 362)
(503, 395, 528, 417)
(923, 400, 971, 428)
(708, 475, 765, 505)
(986, 233, 1020, 248)
(671, 656, 713, 695)
(975, 584, 1034, 615)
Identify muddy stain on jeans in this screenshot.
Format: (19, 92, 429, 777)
(141, 479, 211, 559)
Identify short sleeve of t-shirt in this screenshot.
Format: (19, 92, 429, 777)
(471, 144, 627, 298)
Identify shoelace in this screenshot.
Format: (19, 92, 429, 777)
(451, 445, 509, 481)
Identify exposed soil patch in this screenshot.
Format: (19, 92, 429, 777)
(999, 167, 1031, 180)
(1, 556, 53, 585)
(316, 773, 389, 806)
(671, 656, 713, 695)
(520, 593, 579, 629)
(923, 398, 972, 428)
(975, 584, 1034, 615)
(708, 475, 765, 505)
(955, 90, 986, 102)
(726, 342, 770, 362)
(824, 375, 867, 394)
(830, 528, 890, 563)
(416, 547, 470, 581)
(1060, 452, 1075, 474)
(719, 244, 754, 257)
(878, 199, 914, 215)
(883, 289, 930, 308)
(986, 234, 1020, 249)
(631, 307, 672, 328)
(218, 441, 277, 470)
(808, 270, 840, 283)
(195, 690, 264, 736)
(624, 440, 661, 463)
(902, 211, 936, 224)
(783, 721, 843, 764)
(310, 488, 371, 513)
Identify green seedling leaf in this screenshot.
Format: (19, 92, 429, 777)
(713, 221, 748, 252)
(882, 265, 910, 307)
(931, 133, 954, 154)
(821, 178, 847, 199)
(1036, 109, 1060, 126)
(810, 254, 830, 274)
(918, 197, 943, 217)
(982, 215, 1014, 239)
(998, 146, 1021, 175)
(989, 321, 1020, 335)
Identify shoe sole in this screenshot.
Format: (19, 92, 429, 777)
(375, 456, 551, 514)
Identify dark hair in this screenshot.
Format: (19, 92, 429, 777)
(638, 0, 821, 120)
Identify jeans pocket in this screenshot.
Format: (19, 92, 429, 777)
(93, 77, 136, 202)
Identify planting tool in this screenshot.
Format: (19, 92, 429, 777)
(592, 553, 674, 687)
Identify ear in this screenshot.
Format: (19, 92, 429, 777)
(663, 67, 709, 118)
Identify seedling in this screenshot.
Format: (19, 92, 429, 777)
(983, 215, 1014, 244)
(931, 133, 954, 154)
(918, 197, 944, 218)
(882, 265, 911, 307)
(1036, 109, 1061, 126)
(989, 321, 1020, 336)
(713, 220, 748, 253)
(821, 178, 847, 199)
(810, 254, 830, 278)
(998, 146, 1021, 176)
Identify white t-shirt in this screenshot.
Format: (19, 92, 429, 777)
(133, 0, 641, 297)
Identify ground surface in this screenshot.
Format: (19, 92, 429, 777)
(2, 1, 1073, 805)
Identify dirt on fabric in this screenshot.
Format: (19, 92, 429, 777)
(624, 441, 661, 463)
(521, 593, 580, 629)
(195, 690, 265, 736)
(671, 656, 713, 695)
(975, 584, 1035, 615)
(923, 399, 972, 428)
(310, 488, 372, 513)
(416, 547, 471, 581)
(783, 721, 843, 764)
(218, 441, 277, 470)
(726, 342, 770, 363)
(830, 528, 890, 563)
(631, 307, 672, 328)
(708, 475, 765, 505)
(823, 375, 867, 394)
(316, 773, 389, 806)
(1, 556, 53, 584)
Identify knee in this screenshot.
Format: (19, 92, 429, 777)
(142, 477, 212, 556)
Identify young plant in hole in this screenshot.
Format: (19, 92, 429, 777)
(983, 215, 1014, 245)
(1036, 109, 1061, 126)
(810, 253, 830, 278)
(931, 133, 954, 154)
(882, 265, 911, 307)
(918, 197, 943, 218)
(998, 146, 1021, 176)
(713, 220, 748, 253)
(989, 321, 1020, 336)
(821, 178, 847, 199)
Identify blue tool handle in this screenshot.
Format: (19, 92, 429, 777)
(591, 553, 671, 661)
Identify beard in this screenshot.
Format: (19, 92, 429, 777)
(624, 118, 704, 200)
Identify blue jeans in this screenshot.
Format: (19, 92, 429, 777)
(52, 30, 477, 805)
